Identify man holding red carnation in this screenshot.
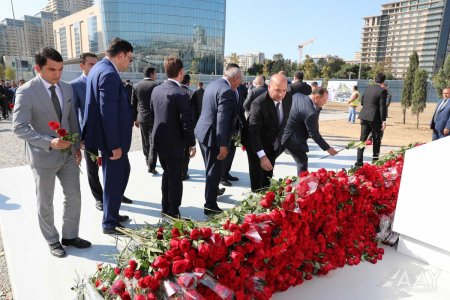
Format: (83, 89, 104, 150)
(12, 47, 91, 258)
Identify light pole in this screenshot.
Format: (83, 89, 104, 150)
(358, 55, 362, 80)
(10, 0, 23, 80)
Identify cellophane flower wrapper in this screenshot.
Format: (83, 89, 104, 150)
(176, 270, 207, 300)
(161, 278, 183, 299)
(199, 274, 234, 300)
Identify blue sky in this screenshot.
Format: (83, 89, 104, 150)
(1, 0, 389, 60)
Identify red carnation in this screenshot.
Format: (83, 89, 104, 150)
(56, 128, 67, 137)
(190, 228, 201, 240)
(8, 103, 14, 109)
(97, 157, 102, 167)
(134, 270, 142, 279)
(179, 238, 190, 252)
(147, 292, 158, 300)
(48, 121, 60, 130)
(224, 235, 235, 247)
(172, 259, 188, 274)
(110, 279, 126, 295)
(152, 256, 170, 269)
(171, 228, 181, 238)
(143, 275, 160, 291)
(200, 227, 212, 238)
(129, 260, 137, 271)
(134, 295, 146, 300)
(114, 267, 121, 275)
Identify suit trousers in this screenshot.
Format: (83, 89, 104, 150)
(31, 154, 81, 244)
(182, 146, 190, 177)
(158, 153, 183, 217)
(84, 148, 103, 202)
(357, 119, 382, 164)
(139, 123, 157, 171)
(0, 97, 8, 118)
(222, 142, 236, 179)
(101, 153, 130, 230)
(247, 148, 278, 192)
(286, 146, 309, 175)
(200, 143, 223, 209)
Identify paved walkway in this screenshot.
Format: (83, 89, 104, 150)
(1, 141, 450, 299)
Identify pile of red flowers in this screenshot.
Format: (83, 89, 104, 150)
(86, 152, 404, 300)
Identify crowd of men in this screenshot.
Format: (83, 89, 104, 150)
(9, 37, 450, 258)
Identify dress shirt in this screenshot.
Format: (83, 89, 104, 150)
(38, 74, 64, 110)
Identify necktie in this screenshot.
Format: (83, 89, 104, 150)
(49, 85, 62, 121)
(276, 102, 283, 127)
(434, 99, 447, 123)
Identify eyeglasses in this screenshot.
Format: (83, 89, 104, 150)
(125, 54, 134, 62)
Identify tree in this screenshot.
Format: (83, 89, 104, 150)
(326, 56, 345, 77)
(5, 67, 15, 81)
(247, 63, 264, 76)
(432, 54, 450, 96)
(302, 56, 318, 79)
(321, 65, 331, 87)
(411, 68, 428, 129)
(189, 59, 199, 74)
(401, 51, 419, 124)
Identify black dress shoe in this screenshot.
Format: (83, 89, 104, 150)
(354, 162, 364, 167)
(122, 196, 133, 204)
(220, 179, 232, 187)
(226, 174, 239, 181)
(204, 207, 223, 215)
(103, 228, 124, 235)
(118, 215, 129, 222)
(49, 242, 67, 258)
(95, 201, 103, 211)
(149, 169, 159, 175)
(61, 237, 91, 248)
(183, 174, 190, 180)
(217, 187, 225, 196)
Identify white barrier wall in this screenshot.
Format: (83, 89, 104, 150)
(393, 136, 450, 271)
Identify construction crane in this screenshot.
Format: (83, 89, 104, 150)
(298, 38, 316, 67)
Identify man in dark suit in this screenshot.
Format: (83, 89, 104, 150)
(123, 79, 133, 103)
(247, 73, 292, 192)
(150, 57, 196, 218)
(131, 67, 159, 174)
(243, 75, 267, 113)
(282, 87, 338, 174)
(355, 73, 388, 166)
(195, 66, 241, 215)
(180, 74, 194, 180)
(13, 47, 91, 257)
(220, 63, 247, 186)
(430, 87, 450, 140)
(82, 38, 134, 235)
(289, 71, 312, 96)
(191, 82, 204, 125)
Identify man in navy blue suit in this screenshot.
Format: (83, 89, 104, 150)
(82, 38, 134, 235)
(431, 87, 450, 141)
(150, 57, 196, 218)
(195, 67, 242, 215)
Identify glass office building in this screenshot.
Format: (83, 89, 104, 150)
(100, 0, 226, 74)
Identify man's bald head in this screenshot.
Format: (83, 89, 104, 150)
(268, 74, 288, 102)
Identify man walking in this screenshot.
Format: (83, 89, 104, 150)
(195, 67, 241, 215)
(355, 73, 388, 166)
(82, 38, 134, 235)
(131, 67, 159, 174)
(150, 57, 196, 218)
(13, 47, 91, 257)
(430, 87, 450, 140)
(282, 87, 338, 174)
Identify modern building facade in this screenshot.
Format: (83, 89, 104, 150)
(53, 5, 104, 60)
(53, 0, 226, 74)
(43, 0, 94, 20)
(361, 0, 450, 78)
(225, 52, 265, 71)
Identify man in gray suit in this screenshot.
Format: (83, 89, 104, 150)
(13, 47, 91, 258)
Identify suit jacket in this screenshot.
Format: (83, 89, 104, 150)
(70, 74, 87, 131)
(358, 84, 387, 123)
(12, 76, 79, 168)
(243, 85, 267, 112)
(282, 93, 329, 153)
(150, 80, 195, 158)
(289, 81, 312, 96)
(248, 91, 292, 154)
(82, 58, 133, 154)
(131, 78, 159, 124)
(191, 87, 204, 124)
(430, 98, 450, 133)
(124, 83, 133, 103)
(195, 78, 237, 148)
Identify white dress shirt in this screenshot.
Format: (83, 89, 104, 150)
(39, 74, 64, 111)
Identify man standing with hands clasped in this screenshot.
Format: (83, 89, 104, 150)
(430, 87, 450, 140)
(355, 73, 387, 166)
(82, 38, 134, 235)
(13, 47, 91, 257)
(195, 66, 241, 215)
